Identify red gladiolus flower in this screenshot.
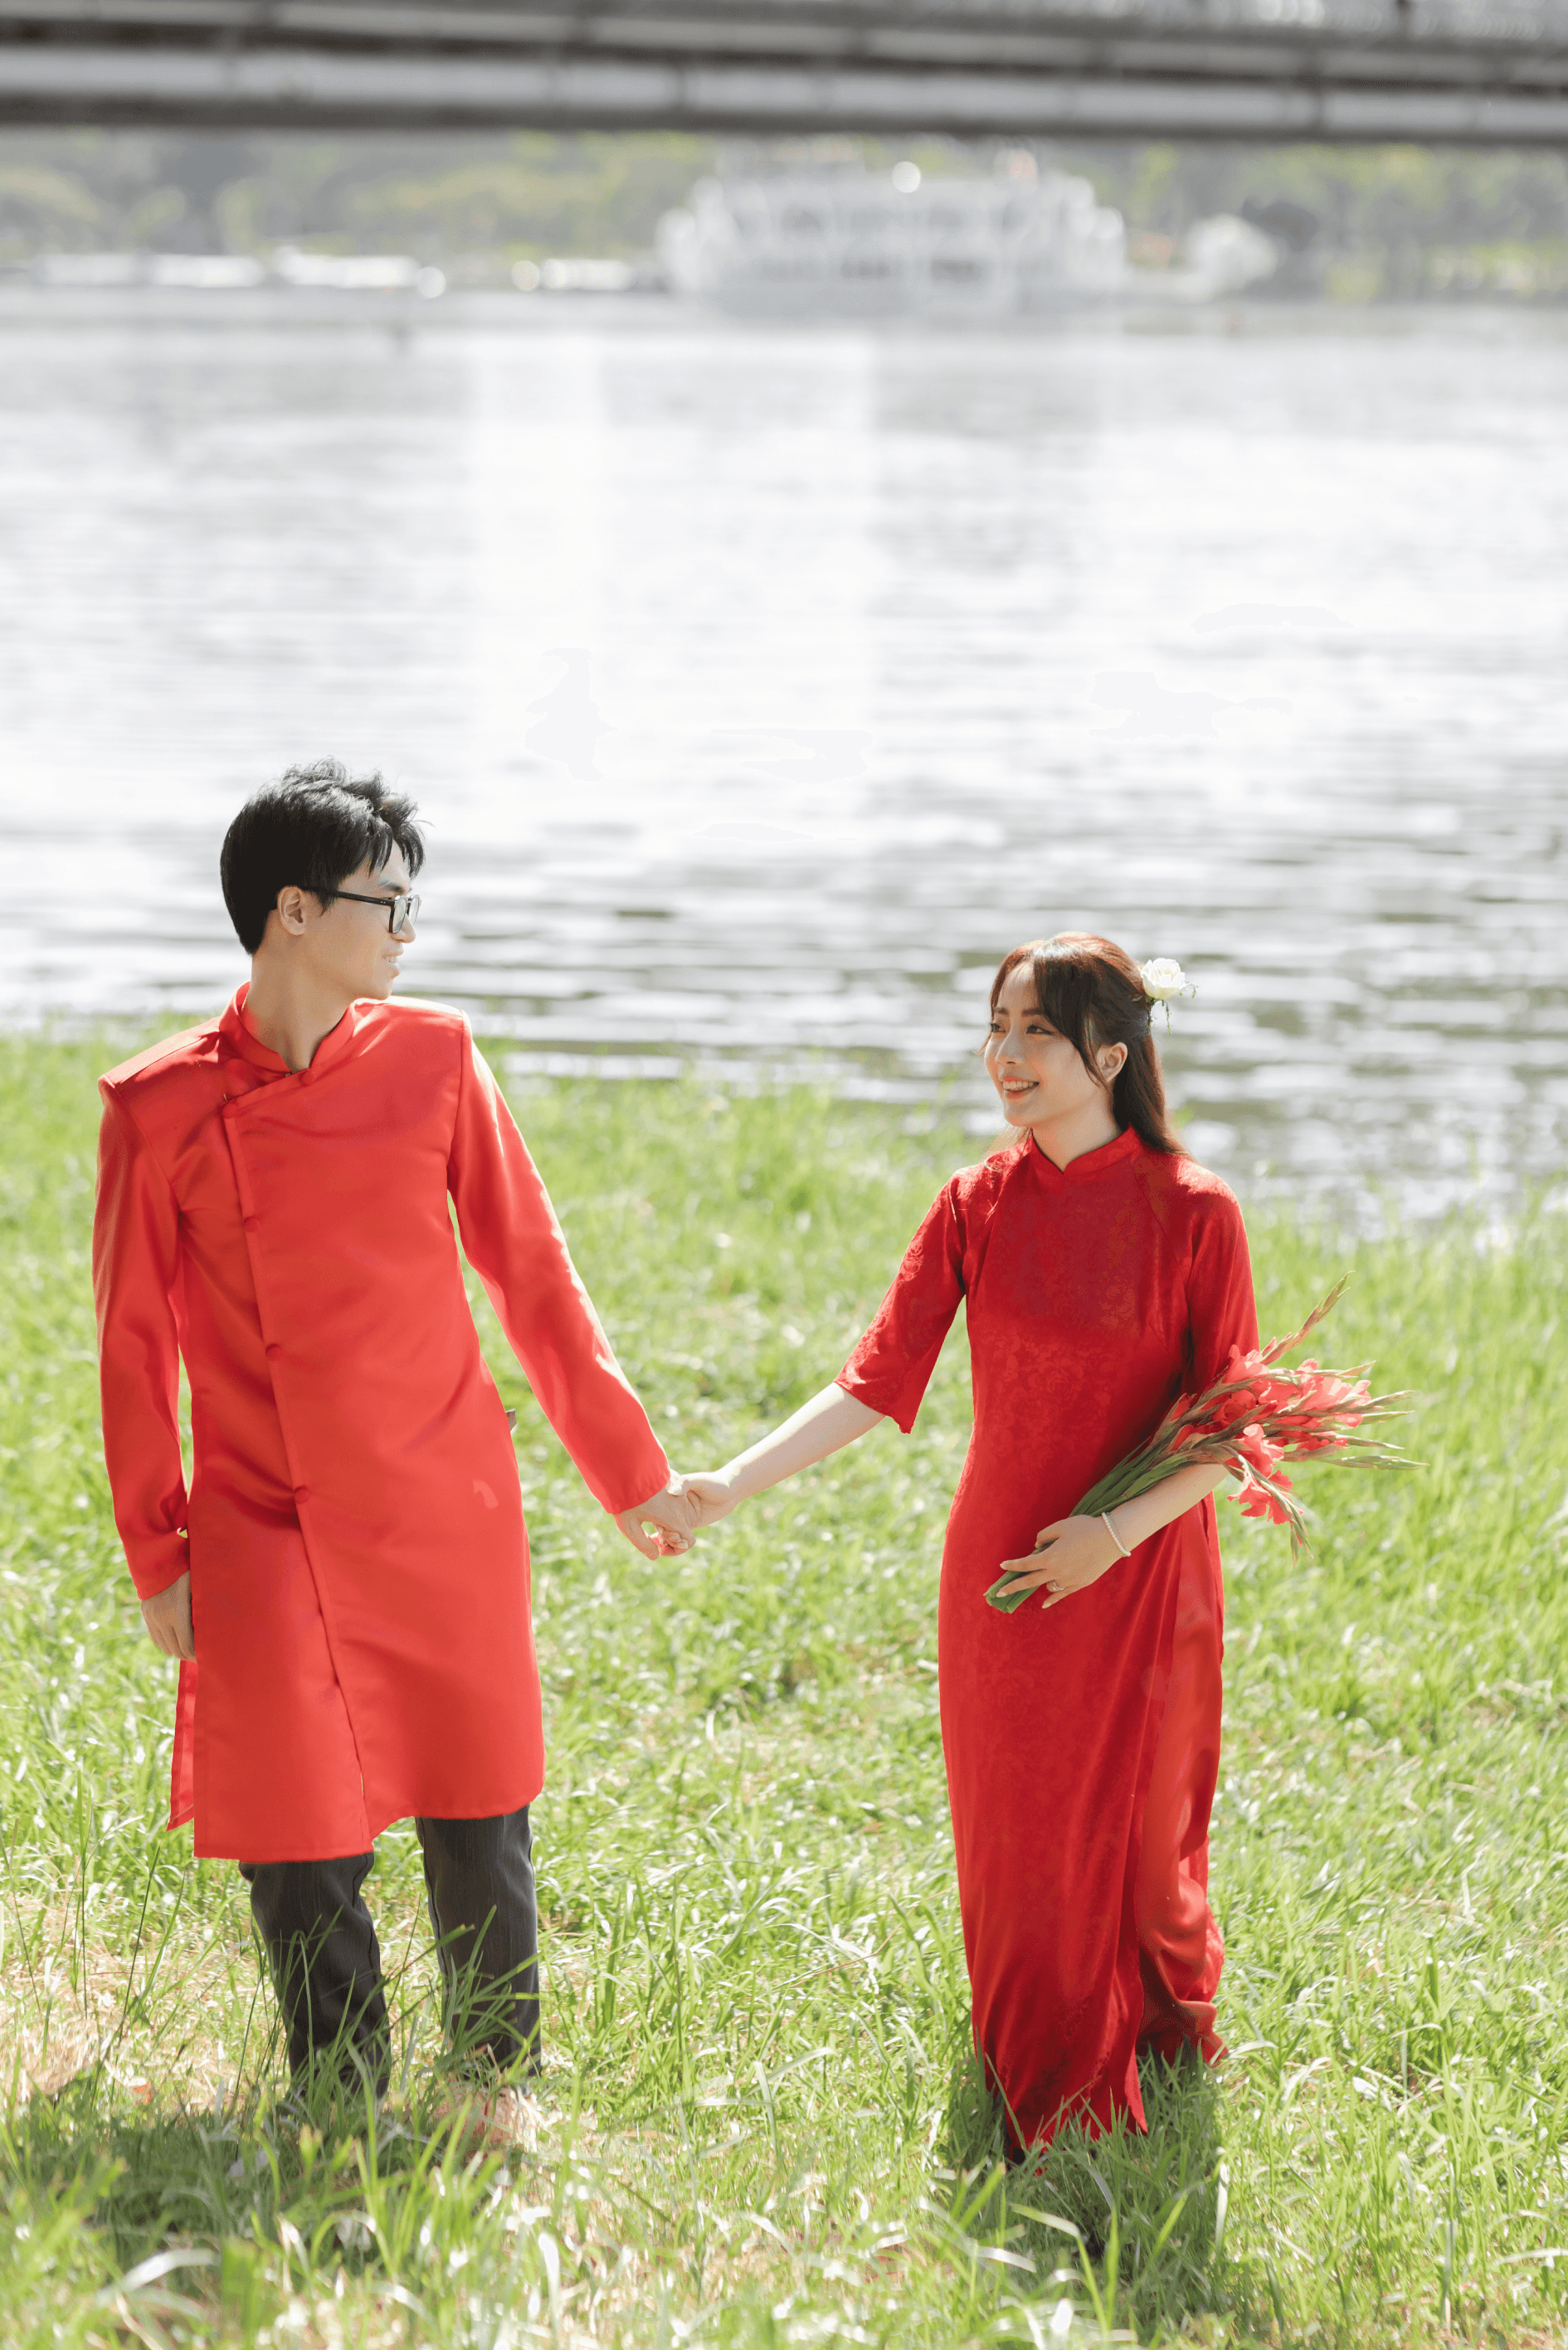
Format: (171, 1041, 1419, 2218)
(1237, 1475, 1293, 1524)
(984, 1280, 1412, 1610)
(1234, 1422, 1285, 1480)
(1298, 1370, 1366, 1414)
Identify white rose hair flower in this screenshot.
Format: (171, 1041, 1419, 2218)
(1139, 958, 1195, 1027)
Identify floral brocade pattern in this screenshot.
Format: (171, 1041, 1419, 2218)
(838, 1129, 1258, 2146)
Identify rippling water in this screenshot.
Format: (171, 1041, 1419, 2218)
(2, 291, 1565, 1219)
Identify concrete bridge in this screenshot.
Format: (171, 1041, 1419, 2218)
(2, 0, 1567, 146)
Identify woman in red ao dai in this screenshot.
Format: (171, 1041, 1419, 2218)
(681, 934, 1257, 2150)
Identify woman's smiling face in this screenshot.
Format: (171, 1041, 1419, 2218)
(984, 963, 1125, 1138)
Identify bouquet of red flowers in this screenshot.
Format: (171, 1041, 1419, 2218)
(986, 1280, 1410, 1614)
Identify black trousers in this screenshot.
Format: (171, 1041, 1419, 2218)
(241, 1807, 540, 2089)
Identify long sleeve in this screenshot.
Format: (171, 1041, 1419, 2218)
(447, 1026, 670, 1516)
(93, 1087, 190, 1600)
(836, 1181, 967, 1434)
(1185, 1187, 1259, 1393)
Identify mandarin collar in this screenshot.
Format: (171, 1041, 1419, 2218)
(217, 982, 365, 1078)
(1026, 1124, 1142, 1186)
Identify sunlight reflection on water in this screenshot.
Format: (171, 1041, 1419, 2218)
(2, 295, 1565, 1221)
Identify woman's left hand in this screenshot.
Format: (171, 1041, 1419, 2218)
(615, 1479, 700, 1558)
(994, 1514, 1122, 1611)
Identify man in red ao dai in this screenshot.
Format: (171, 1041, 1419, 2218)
(93, 763, 691, 2100)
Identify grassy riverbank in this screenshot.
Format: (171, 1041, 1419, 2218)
(2, 1033, 1566, 2347)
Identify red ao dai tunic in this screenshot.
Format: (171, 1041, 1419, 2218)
(837, 1127, 1257, 2148)
(92, 989, 670, 1862)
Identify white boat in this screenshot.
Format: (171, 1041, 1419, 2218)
(659, 162, 1125, 314)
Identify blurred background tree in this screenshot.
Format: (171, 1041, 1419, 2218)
(0, 124, 1562, 297)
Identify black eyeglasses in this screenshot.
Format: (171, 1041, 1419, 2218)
(327, 890, 421, 934)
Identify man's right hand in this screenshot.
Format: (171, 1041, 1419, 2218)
(141, 1571, 194, 1660)
(614, 1481, 699, 1559)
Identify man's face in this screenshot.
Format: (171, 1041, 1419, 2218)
(276, 848, 416, 1002)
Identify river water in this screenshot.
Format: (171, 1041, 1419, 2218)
(2, 292, 1564, 1221)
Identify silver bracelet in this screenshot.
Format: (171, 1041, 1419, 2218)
(1102, 1510, 1132, 1559)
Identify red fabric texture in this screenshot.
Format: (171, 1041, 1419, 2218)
(837, 1127, 1256, 2148)
(93, 987, 670, 1862)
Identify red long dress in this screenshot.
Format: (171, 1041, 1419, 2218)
(93, 987, 670, 1863)
(837, 1127, 1257, 2148)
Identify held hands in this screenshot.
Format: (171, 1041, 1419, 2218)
(993, 1514, 1123, 1612)
(615, 1477, 703, 1559)
(140, 1469, 771, 1623)
(611, 1470, 742, 1558)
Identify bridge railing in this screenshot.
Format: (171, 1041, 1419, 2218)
(3, 0, 1568, 142)
(5, 0, 1568, 45)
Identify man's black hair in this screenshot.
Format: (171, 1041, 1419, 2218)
(220, 760, 426, 954)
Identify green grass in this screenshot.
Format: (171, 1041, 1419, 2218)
(2, 1032, 1567, 2346)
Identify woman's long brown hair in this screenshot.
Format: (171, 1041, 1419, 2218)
(989, 932, 1184, 1156)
